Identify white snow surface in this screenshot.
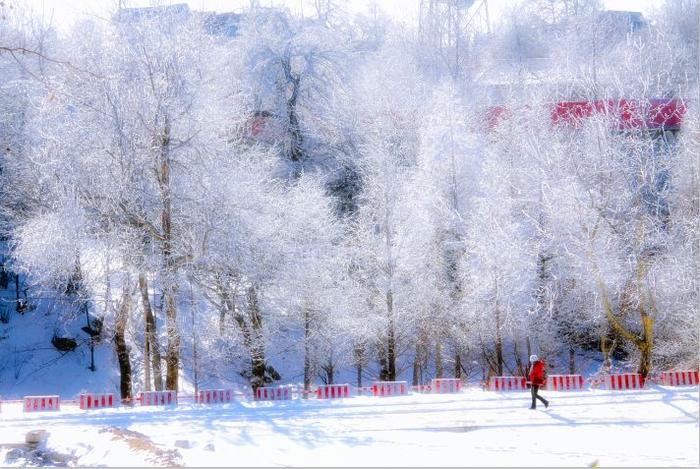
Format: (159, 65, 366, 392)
(0, 385, 698, 467)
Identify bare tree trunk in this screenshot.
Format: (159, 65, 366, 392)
(514, 340, 526, 376)
(164, 283, 179, 390)
(114, 283, 133, 401)
(569, 347, 576, 374)
(386, 289, 396, 381)
(303, 308, 311, 396)
(454, 352, 461, 379)
(495, 304, 503, 376)
(412, 344, 420, 386)
(494, 275, 504, 376)
(139, 272, 162, 391)
(354, 343, 364, 388)
(435, 340, 443, 379)
(247, 286, 267, 390)
(157, 115, 180, 392)
(378, 340, 389, 381)
(594, 250, 655, 379)
(323, 353, 334, 385)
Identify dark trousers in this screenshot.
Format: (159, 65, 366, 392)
(530, 384, 548, 409)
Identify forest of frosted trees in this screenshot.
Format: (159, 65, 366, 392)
(0, 0, 697, 400)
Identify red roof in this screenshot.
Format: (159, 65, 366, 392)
(487, 98, 686, 131)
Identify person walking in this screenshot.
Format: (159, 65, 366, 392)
(528, 354, 549, 410)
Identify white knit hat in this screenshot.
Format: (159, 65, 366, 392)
(530, 354, 538, 363)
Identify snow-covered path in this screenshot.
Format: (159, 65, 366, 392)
(1, 386, 697, 467)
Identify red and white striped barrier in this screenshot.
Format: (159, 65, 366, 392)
(656, 370, 699, 386)
(196, 389, 234, 404)
(372, 381, 408, 397)
(546, 375, 585, 391)
(315, 384, 349, 399)
(487, 376, 527, 391)
(603, 373, 645, 390)
(79, 393, 116, 410)
(431, 378, 462, 394)
(137, 390, 178, 406)
(23, 395, 61, 412)
(255, 386, 292, 401)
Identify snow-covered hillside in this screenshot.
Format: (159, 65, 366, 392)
(1, 385, 697, 467)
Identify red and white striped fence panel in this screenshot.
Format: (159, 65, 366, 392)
(431, 378, 462, 394)
(79, 393, 116, 410)
(603, 373, 645, 390)
(255, 386, 292, 401)
(656, 371, 699, 386)
(23, 395, 61, 412)
(546, 375, 585, 391)
(487, 376, 527, 391)
(372, 381, 408, 397)
(196, 389, 234, 404)
(137, 390, 178, 406)
(315, 384, 349, 399)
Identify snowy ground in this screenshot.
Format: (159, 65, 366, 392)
(0, 385, 697, 467)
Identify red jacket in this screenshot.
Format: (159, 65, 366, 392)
(529, 360, 546, 386)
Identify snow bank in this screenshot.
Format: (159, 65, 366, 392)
(0, 385, 697, 466)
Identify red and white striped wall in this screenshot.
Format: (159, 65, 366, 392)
(315, 384, 349, 399)
(546, 375, 585, 391)
(79, 393, 116, 410)
(196, 389, 233, 404)
(603, 373, 644, 390)
(23, 395, 61, 412)
(431, 378, 462, 394)
(255, 386, 292, 401)
(137, 390, 178, 406)
(372, 381, 408, 397)
(487, 376, 527, 391)
(657, 370, 699, 386)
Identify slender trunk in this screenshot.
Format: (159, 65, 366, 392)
(303, 308, 311, 396)
(569, 347, 576, 374)
(164, 284, 179, 390)
(638, 312, 654, 378)
(190, 285, 198, 397)
(378, 341, 389, 381)
(247, 286, 266, 390)
(354, 343, 364, 388)
(158, 115, 180, 392)
(435, 340, 443, 379)
(324, 353, 334, 385)
(495, 304, 503, 376)
(139, 272, 163, 390)
(494, 276, 503, 376)
(412, 344, 420, 386)
(386, 289, 396, 381)
(114, 284, 133, 401)
(143, 313, 151, 392)
(454, 352, 461, 379)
